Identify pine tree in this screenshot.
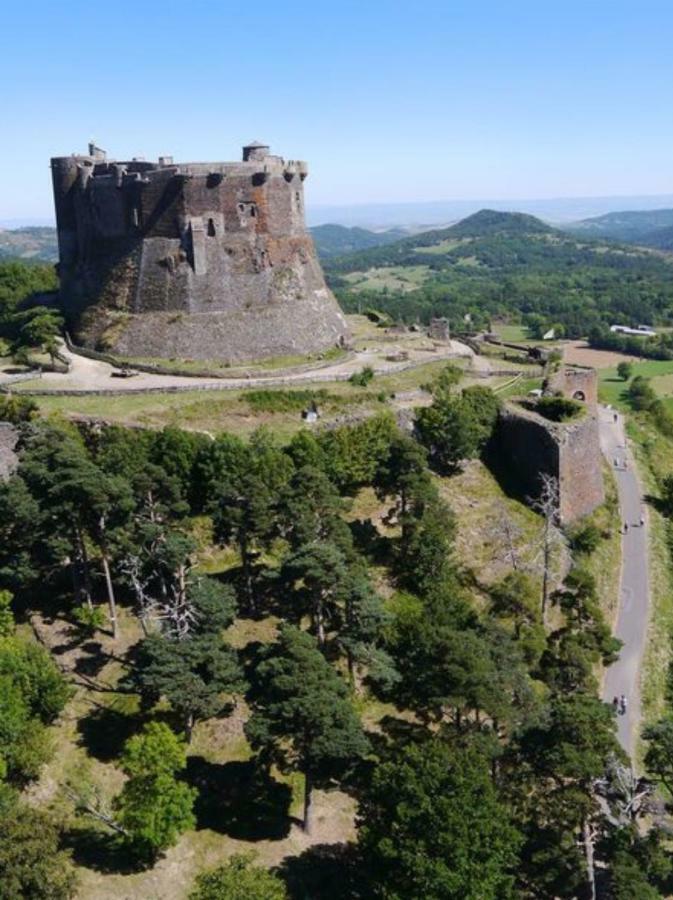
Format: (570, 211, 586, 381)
(358, 739, 521, 900)
(246, 625, 368, 834)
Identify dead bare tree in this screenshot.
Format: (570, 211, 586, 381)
(122, 526, 200, 640)
(63, 783, 127, 836)
(528, 473, 564, 620)
(489, 501, 523, 571)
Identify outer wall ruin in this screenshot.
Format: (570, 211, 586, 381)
(50, 142, 350, 363)
(492, 368, 605, 525)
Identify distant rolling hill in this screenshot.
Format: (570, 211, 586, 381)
(309, 223, 409, 259)
(566, 208, 673, 248)
(0, 226, 58, 262)
(0, 223, 403, 264)
(325, 208, 673, 338)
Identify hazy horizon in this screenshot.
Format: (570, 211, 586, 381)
(5, 191, 673, 234)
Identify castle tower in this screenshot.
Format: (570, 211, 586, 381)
(50, 143, 349, 363)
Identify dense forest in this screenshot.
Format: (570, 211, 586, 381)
(325, 210, 673, 338)
(1, 363, 673, 898)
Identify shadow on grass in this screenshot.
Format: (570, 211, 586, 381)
(77, 703, 142, 762)
(73, 641, 110, 678)
(278, 843, 369, 900)
(65, 826, 144, 875)
(186, 756, 292, 840)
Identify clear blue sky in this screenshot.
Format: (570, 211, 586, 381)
(2, 0, 673, 220)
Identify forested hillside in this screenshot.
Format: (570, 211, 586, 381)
(326, 209, 673, 338)
(310, 224, 408, 258)
(566, 208, 673, 246)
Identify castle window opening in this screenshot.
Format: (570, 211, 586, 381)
(207, 218, 216, 237)
(573, 390, 586, 402)
(250, 206, 256, 217)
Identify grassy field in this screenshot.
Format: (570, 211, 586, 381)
(33, 387, 382, 438)
(29, 359, 477, 434)
(598, 360, 673, 407)
(493, 323, 531, 343)
(343, 265, 431, 292)
(414, 239, 464, 255)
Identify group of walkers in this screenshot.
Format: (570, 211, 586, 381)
(612, 694, 628, 716)
(622, 515, 645, 534)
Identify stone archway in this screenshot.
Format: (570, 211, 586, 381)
(573, 390, 586, 402)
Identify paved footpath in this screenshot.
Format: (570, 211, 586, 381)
(599, 406, 650, 760)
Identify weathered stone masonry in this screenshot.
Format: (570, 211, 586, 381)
(493, 368, 604, 525)
(51, 142, 349, 362)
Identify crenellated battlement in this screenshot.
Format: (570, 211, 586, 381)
(50, 142, 348, 363)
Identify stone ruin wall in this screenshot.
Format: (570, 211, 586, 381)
(548, 366, 598, 406)
(493, 402, 604, 526)
(51, 143, 349, 363)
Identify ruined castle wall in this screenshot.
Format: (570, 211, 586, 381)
(557, 413, 604, 523)
(493, 406, 560, 503)
(548, 366, 598, 406)
(493, 403, 604, 525)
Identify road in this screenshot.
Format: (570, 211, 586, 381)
(599, 405, 650, 759)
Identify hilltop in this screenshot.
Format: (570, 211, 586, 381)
(566, 208, 673, 246)
(436, 208, 553, 238)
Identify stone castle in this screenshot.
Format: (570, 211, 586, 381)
(50, 142, 349, 362)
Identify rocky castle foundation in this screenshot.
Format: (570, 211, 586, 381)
(51, 142, 349, 363)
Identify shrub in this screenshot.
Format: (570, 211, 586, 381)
(243, 389, 331, 413)
(349, 366, 374, 387)
(617, 361, 633, 381)
(569, 522, 602, 555)
(71, 604, 107, 637)
(0, 394, 38, 424)
(534, 396, 583, 422)
(189, 854, 288, 900)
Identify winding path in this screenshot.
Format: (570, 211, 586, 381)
(1, 337, 478, 394)
(599, 406, 650, 759)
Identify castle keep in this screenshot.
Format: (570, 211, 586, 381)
(50, 142, 349, 362)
